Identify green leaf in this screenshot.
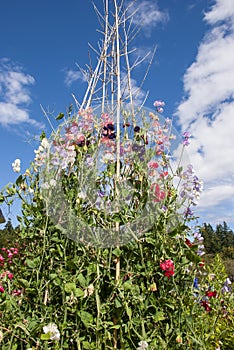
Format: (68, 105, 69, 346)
(64, 282, 76, 293)
(26, 257, 40, 269)
(126, 305, 132, 319)
(82, 341, 96, 349)
(18, 278, 30, 288)
(112, 247, 122, 257)
(153, 311, 166, 323)
(40, 131, 46, 140)
(40, 333, 51, 340)
(74, 288, 84, 297)
(11, 346, 18, 350)
(77, 273, 87, 288)
(79, 310, 94, 327)
(16, 175, 23, 186)
(56, 112, 65, 120)
(0, 194, 5, 203)
(114, 297, 122, 308)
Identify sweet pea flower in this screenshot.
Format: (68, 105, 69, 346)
(221, 277, 232, 293)
(0, 285, 4, 293)
(7, 272, 14, 280)
(137, 340, 149, 350)
(12, 159, 21, 173)
(206, 290, 217, 298)
(12, 289, 22, 296)
(160, 259, 175, 278)
(182, 131, 191, 146)
(43, 323, 60, 341)
(153, 100, 165, 107)
(148, 161, 159, 169)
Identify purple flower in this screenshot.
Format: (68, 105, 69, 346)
(157, 107, 164, 113)
(182, 131, 191, 146)
(184, 207, 194, 217)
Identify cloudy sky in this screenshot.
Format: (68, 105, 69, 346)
(0, 0, 233, 229)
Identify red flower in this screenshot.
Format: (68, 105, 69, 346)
(185, 238, 193, 247)
(160, 259, 175, 278)
(201, 300, 212, 312)
(0, 285, 4, 293)
(199, 260, 205, 267)
(206, 290, 217, 298)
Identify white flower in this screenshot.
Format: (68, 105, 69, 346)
(12, 159, 21, 173)
(49, 179, 57, 187)
(101, 152, 115, 163)
(41, 137, 50, 149)
(77, 191, 86, 200)
(137, 340, 149, 350)
(43, 323, 60, 341)
(84, 283, 95, 298)
(41, 182, 50, 190)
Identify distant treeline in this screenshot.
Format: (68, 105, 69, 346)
(199, 221, 234, 279)
(0, 219, 20, 247)
(200, 221, 234, 258)
(1, 218, 234, 260)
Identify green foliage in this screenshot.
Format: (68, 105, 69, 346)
(200, 222, 234, 277)
(201, 222, 234, 256)
(0, 219, 19, 247)
(0, 109, 233, 349)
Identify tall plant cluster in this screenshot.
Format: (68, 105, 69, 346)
(0, 1, 233, 349)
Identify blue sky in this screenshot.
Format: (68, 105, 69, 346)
(0, 0, 234, 230)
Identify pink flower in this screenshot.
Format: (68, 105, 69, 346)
(153, 100, 165, 107)
(160, 259, 175, 278)
(151, 183, 166, 202)
(7, 252, 13, 259)
(148, 161, 159, 169)
(7, 272, 14, 280)
(0, 285, 4, 293)
(12, 289, 22, 297)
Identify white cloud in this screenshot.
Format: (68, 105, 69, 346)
(127, 0, 169, 36)
(0, 58, 41, 127)
(204, 0, 234, 24)
(175, 0, 234, 226)
(64, 69, 86, 87)
(121, 72, 147, 107)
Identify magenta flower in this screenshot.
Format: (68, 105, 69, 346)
(0, 285, 4, 293)
(182, 131, 191, 146)
(12, 289, 22, 297)
(7, 272, 14, 280)
(151, 183, 166, 203)
(148, 161, 159, 169)
(160, 259, 175, 278)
